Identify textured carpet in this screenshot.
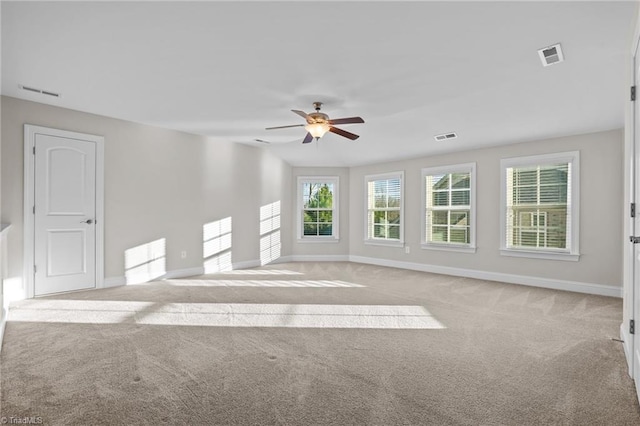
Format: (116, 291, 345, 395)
(1, 262, 639, 425)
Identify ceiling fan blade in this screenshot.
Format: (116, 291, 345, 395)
(329, 126, 359, 140)
(302, 132, 314, 144)
(292, 109, 312, 123)
(265, 124, 305, 130)
(328, 116, 365, 125)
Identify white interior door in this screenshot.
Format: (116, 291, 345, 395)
(33, 134, 97, 296)
(634, 49, 640, 402)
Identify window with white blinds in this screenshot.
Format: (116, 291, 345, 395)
(297, 177, 339, 241)
(500, 152, 580, 261)
(422, 163, 476, 252)
(365, 172, 404, 245)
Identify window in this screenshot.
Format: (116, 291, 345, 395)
(297, 177, 338, 241)
(422, 163, 476, 252)
(500, 151, 579, 261)
(365, 172, 404, 246)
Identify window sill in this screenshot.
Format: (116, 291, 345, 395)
(364, 239, 404, 248)
(421, 243, 476, 254)
(297, 237, 340, 244)
(500, 248, 580, 262)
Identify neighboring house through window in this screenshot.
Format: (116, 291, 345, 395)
(422, 163, 476, 252)
(500, 151, 580, 261)
(365, 171, 404, 246)
(297, 177, 339, 241)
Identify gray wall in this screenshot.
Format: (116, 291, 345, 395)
(0, 95, 625, 296)
(347, 129, 624, 288)
(1, 96, 292, 288)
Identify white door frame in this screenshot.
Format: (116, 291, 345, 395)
(631, 21, 640, 403)
(23, 125, 105, 299)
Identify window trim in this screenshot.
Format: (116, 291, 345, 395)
(421, 163, 477, 253)
(364, 171, 405, 247)
(500, 151, 580, 261)
(297, 176, 339, 243)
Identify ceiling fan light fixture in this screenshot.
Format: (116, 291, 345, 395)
(305, 122, 330, 139)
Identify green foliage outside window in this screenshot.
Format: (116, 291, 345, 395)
(303, 183, 334, 236)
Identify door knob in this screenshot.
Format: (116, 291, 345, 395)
(81, 219, 94, 224)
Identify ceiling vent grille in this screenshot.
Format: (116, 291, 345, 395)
(434, 132, 457, 141)
(538, 44, 564, 67)
(19, 85, 61, 98)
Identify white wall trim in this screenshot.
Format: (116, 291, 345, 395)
(232, 259, 261, 270)
(348, 255, 621, 298)
(99, 254, 621, 299)
(23, 125, 105, 299)
(0, 306, 6, 354)
(276, 255, 350, 263)
(162, 267, 204, 280)
(103, 276, 126, 288)
(622, 322, 633, 376)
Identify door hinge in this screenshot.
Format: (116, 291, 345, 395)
(631, 203, 636, 218)
(631, 319, 635, 335)
(33, 146, 35, 155)
(632, 86, 637, 101)
(630, 236, 640, 244)
(33, 205, 35, 215)
(34, 265, 37, 274)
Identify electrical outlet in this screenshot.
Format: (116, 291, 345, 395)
(181, 250, 187, 259)
(405, 246, 410, 254)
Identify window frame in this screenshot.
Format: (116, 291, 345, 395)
(364, 171, 405, 247)
(297, 176, 339, 243)
(421, 163, 477, 253)
(500, 151, 580, 261)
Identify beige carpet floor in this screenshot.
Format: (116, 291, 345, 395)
(1, 262, 639, 425)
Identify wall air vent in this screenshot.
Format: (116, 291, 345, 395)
(434, 132, 458, 141)
(538, 43, 564, 67)
(19, 85, 61, 98)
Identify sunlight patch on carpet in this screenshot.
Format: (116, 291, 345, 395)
(8, 300, 445, 329)
(209, 269, 304, 276)
(162, 279, 364, 288)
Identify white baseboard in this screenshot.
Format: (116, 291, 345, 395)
(621, 322, 633, 377)
(103, 276, 126, 288)
(0, 306, 6, 354)
(162, 267, 204, 280)
(104, 255, 620, 298)
(348, 255, 622, 298)
(279, 255, 350, 263)
(232, 259, 261, 270)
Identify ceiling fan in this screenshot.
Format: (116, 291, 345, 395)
(266, 102, 364, 144)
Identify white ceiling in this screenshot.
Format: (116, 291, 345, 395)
(2, 1, 637, 167)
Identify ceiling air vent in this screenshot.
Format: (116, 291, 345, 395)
(538, 43, 564, 67)
(19, 84, 61, 98)
(434, 132, 457, 141)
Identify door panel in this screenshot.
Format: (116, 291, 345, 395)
(34, 134, 96, 296)
(47, 230, 86, 276)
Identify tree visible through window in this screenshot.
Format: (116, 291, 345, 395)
(302, 182, 335, 236)
(366, 172, 403, 243)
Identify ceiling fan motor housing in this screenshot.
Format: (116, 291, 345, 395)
(308, 112, 329, 123)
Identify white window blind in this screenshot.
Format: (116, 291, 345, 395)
(423, 164, 475, 249)
(501, 152, 579, 260)
(366, 172, 403, 243)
